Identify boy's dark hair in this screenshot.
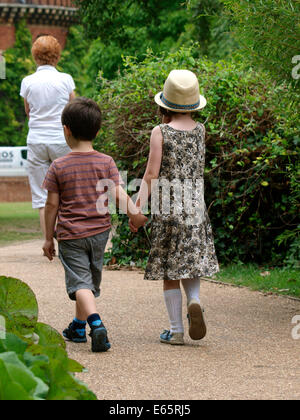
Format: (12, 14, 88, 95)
(62, 97, 102, 141)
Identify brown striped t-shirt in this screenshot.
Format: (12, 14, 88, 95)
(43, 151, 123, 241)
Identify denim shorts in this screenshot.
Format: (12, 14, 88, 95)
(58, 230, 110, 301)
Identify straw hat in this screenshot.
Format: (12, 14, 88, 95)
(155, 70, 207, 113)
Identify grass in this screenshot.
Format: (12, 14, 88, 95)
(216, 264, 300, 298)
(0, 202, 42, 246)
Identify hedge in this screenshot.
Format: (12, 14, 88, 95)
(96, 47, 299, 267)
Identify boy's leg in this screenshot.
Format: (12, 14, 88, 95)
(59, 232, 110, 351)
(85, 231, 111, 352)
(75, 289, 110, 352)
(59, 238, 99, 345)
(75, 289, 98, 320)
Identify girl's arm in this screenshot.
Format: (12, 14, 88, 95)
(110, 185, 148, 228)
(135, 125, 163, 210)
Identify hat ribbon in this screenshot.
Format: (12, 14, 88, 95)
(160, 93, 200, 110)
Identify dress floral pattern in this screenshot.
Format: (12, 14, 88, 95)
(144, 123, 219, 281)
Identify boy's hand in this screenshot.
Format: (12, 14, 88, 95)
(43, 240, 56, 261)
(130, 213, 148, 231)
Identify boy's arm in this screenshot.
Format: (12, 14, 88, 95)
(42, 192, 59, 261)
(112, 185, 148, 228)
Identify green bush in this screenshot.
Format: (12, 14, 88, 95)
(96, 47, 299, 268)
(58, 25, 90, 96)
(0, 276, 97, 400)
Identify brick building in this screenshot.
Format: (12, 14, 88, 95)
(0, 0, 78, 51)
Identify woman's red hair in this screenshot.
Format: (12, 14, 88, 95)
(31, 35, 61, 66)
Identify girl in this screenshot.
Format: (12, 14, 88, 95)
(131, 70, 219, 345)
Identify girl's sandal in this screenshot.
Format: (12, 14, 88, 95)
(187, 299, 207, 340)
(160, 329, 184, 345)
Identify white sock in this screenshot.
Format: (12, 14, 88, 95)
(163, 289, 184, 334)
(181, 278, 201, 304)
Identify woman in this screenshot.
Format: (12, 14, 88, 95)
(20, 35, 76, 236)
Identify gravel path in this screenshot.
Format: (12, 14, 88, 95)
(1, 240, 300, 400)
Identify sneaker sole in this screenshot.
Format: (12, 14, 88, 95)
(91, 328, 110, 352)
(188, 301, 207, 340)
(62, 332, 87, 343)
(160, 338, 185, 346)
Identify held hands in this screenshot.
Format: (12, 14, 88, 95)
(129, 212, 148, 233)
(43, 240, 56, 261)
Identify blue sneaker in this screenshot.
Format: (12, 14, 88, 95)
(63, 323, 87, 343)
(89, 323, 111, 353)
(160, 329, 184, 345)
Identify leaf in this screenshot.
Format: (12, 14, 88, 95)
(0, 352, 48, 400)
(261, 181, 269, 187)
(34, 323, 66, 350)
(67, 359, 85, 373)
(0, 332, 28, 356)
(0, 277, 38, 337)
(0, 359, 31, 401)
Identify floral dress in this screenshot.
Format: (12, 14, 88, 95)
(144, 123, 219, 281)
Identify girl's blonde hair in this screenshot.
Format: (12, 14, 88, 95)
(31, 35, 61, 67)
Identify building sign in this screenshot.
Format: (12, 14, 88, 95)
(0, 147, 28, 177)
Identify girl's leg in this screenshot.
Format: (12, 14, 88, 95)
(181, 278, 206, 340)
(181, 278, 201, 304)
(163, 280, 184, 334)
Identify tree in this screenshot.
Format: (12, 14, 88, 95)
(186, 0, 236, 59)
(222, 0, 300, 89)
(0, 21, 35, 147)
(74, 0, 190, 78)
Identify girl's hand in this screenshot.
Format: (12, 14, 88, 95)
(129, 214, 148, 232)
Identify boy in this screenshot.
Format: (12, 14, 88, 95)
(42, 97, 147, 352)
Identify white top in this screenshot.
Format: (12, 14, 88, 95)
(20, 65, 75, 144)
